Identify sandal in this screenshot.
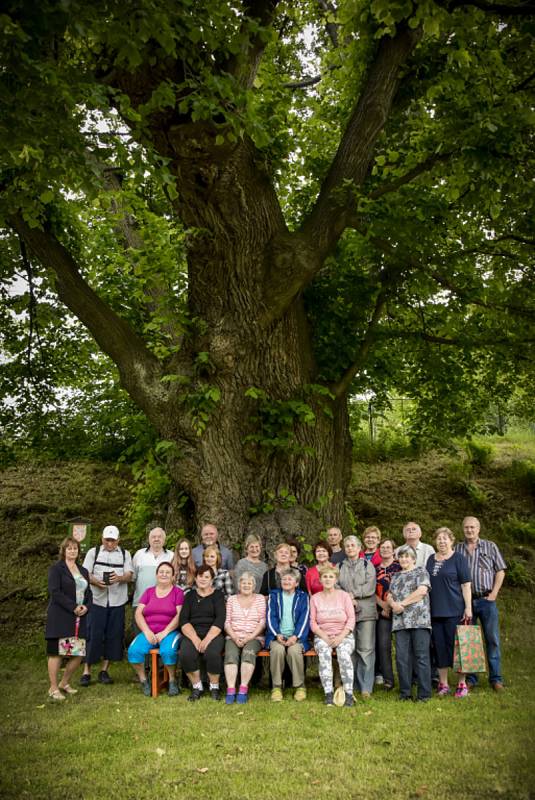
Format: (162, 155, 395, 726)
(48, 689, 66, 701)
(59, 684, 78, 695)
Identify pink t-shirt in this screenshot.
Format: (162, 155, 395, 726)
(225, 594, 266, 641)
(310, 589, 355, 637)
(139, 585, 184, 633)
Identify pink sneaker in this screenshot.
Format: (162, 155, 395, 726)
(437, 683, 450, 696)
(455, 683, 469, 698)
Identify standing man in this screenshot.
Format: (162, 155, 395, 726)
(395, 522, 435, 568)
(81, 525, 133, 686)
(327, 527, 346, 565)
(192, 523, 234, 570)
(456, 516, 507, 691)
(132, 527, 174, 611)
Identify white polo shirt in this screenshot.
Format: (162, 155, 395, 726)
(132, 547, 174, 606)
(395, 541, 435, 569)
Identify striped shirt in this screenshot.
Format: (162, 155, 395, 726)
(225, 594, 266, 640)
(455, 538, 507, 595)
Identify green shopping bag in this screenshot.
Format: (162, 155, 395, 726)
(453, 624, 487, 673)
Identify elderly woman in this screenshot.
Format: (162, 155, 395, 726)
(179, 565, 226, 701)
(224, 572, 267, 704)
(260, 542, 307, 595)
(203, 544, 233, 600)
(305, 540, 333, 595)
(266, 568, 310, 701)
(388, 545, 432, 701)
(127, 561, 184, 696)
(233, 534, 268, 593)
(375, 539, 401, 690)
(45, 537, 92, 700)
(171, 538, 196, 592)
(310, 563, 355, 706)
(427, 527, 472, 698)
(339, 535, 377, 698)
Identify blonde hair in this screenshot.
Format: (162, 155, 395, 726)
(434, 527, 455, 545)
(203, 544, 222, 568)
(244, 534, 262, 553)
(363, 526, 381, 539)
(318, 562, 339, 578)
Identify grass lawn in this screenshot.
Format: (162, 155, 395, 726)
(1, 587, 534, 800)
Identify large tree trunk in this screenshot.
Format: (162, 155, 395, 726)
(142, 136, 355, 549)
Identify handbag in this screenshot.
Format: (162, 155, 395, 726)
(453, 623, 486, 673)
(59, 617, 86, 657)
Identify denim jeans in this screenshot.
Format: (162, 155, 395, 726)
(376, 616, 394, 686)
(353, 619, 376, 694)
(395, 628, 432, 700)
(468, 598, 503, 685)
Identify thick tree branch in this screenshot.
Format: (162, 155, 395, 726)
(300, 24, 421, 255)
(224, 0, 280, 88)
(264, 24, 420, 321)
(8, 214, 170, 423)
(330, 288, 389, 399)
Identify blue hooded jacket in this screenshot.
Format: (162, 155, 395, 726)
(265, 588, 310, 649)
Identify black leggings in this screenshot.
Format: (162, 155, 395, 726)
(179, 634, 225, 675)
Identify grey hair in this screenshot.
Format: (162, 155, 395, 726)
(397, 544, 417, 560)
(244, 533, 262, 551)
(279, 567, 300, 583)
(238, 571, 256, 586)
(343, 535, 362, 550)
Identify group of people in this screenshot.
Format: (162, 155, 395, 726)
(45, 516, 507, 705)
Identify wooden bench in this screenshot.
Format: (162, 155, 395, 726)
(257, 648, 318, 658)
(149, 647, 325, 697)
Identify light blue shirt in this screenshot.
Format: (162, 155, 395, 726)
(280, 592, 295, 637)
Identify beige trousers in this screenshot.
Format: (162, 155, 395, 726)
(269, 641, 305, 687)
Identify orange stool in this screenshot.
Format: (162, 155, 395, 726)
(149, 648, 170, 697)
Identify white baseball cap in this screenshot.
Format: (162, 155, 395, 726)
(102, 525, 119, 540)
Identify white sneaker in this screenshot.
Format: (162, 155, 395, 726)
(375, 675, 384, 685)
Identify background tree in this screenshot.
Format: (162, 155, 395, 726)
(1, 0, 534, 543)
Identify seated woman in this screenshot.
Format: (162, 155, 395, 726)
(427, 527, 472, 698)
(305, 540, 333, 595)
(310, 563, 355, 706)
(375, 538, 401, 690)
(260, 543, 307, 595)
(233, 534, 268, 593)
(203, 544, 233, 600)
(388, 544, 432, 701)
(179, 565, 226, 701)
(127, 561, 184, 696)
(172, 538, 196, 592)
(224, 571, 267, 704)
(45, 537, 92, 700)
(265, 568, 310, 702)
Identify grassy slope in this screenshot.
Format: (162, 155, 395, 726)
(1, 436, 534, 800)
